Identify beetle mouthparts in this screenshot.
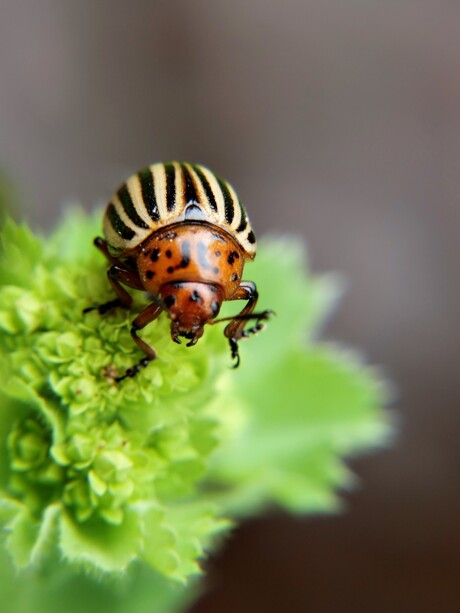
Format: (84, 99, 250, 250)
(170, 319, 204, 347)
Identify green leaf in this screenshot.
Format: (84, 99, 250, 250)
(0, 218, 43, 287)
(59, 509, 143, 572)
(164, 501, 231, 582)
(29, 503, 61, 565)
(0, 545, 192, 613)
(2, 377, 65, 441)
(208, 346, 390, 515)
(4, 505, 40, 568)
(140, 501, 231, 583)
(0, 211, 391, 600)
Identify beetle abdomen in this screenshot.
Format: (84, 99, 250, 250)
(103, 162, 256, 258)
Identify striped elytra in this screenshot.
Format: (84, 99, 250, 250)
(103, 161, 256, 258)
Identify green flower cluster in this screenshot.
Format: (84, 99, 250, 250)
(0, 213, 233, 581)
(0, 210, 391, 610)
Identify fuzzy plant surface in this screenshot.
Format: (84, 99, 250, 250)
(0, 210, 391, 613)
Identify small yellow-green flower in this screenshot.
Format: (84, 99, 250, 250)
(0, 211, 391, 612)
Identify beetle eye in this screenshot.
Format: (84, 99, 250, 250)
(163, 295, 176, 308)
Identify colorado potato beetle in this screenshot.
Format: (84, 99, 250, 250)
(85, 161, 272, 381)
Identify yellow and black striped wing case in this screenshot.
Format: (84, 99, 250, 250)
(103, 162, 256, 258)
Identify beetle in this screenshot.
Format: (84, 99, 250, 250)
(84, 161, 272, 381)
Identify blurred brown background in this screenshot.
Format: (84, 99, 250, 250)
(1, 1, 459, 611)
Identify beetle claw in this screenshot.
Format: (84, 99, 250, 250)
(115, 357, 152, 383)
(229, 338, 240, 368)
(231, 354, 241, 368)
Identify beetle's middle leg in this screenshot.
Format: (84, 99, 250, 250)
(84, 237, 141, 314)
(83, 264, 144, 315)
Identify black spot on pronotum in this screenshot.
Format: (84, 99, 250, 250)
(227, 250, 239, 265)
(146, 270, 155, 280)
(167, 266, 174, 274)
(189, 290, 202, 303)
(163, 295, 176, 308)
(247, 230, 256, 244)
(151, 248, 160, 262)
(165, 249, 172, 258)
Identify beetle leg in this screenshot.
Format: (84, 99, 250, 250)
(83, 264, 144, 314)
(115, 302, 163, 382)
(223, 281, 272, 367)
(235, 311, 273, 338)
(212, 309, 274, 327)
(93, 237, 121, 266)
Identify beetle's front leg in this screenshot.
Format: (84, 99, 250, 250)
(115, 302, 163, 382)
(223, 281, 272, 367)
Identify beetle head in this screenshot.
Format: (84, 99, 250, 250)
(160, 282, 224, 346)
